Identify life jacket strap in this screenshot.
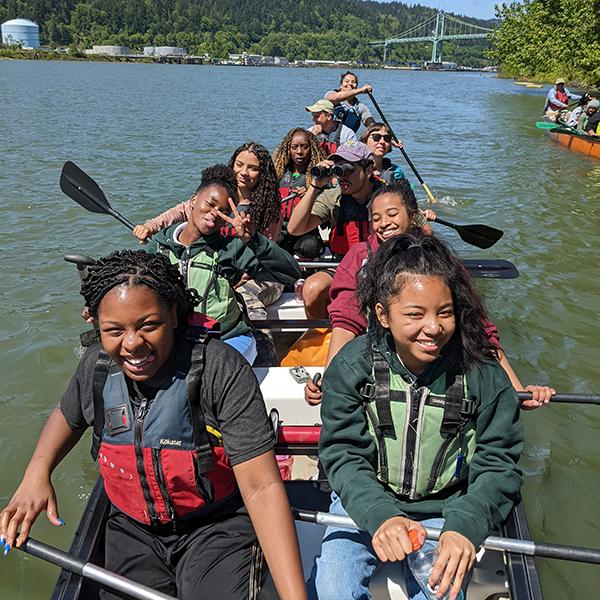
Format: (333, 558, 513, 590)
(91, 349, 112, 461)
(372, 348, 397, 438)
(440, 373, 472, 438)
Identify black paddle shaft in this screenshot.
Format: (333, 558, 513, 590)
(518, 392, 600, 405)
(60, 161, 135, 231)
(367, 92, 425, 185)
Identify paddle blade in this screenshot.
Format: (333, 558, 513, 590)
(60, 161, 111, 214)
(456, 223, 504, 249)
(462, 259, 519, 279)
(535, 121, 562, 130)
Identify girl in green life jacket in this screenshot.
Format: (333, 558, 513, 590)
(0, 250, 306, 600)
(310, 233, 524, 600)
(147, 164, 300, 365)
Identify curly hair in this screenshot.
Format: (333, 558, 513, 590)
(229, 142, 280, 234)
(357, 233, 498, 371)
(81, 250, 199, 325)
(273, 128, 326, 187)
(196, 164, 239, 203)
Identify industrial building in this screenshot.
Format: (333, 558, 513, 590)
(1, 18, 40, 48)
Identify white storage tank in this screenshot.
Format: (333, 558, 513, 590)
(1, 18, 40, 48)
(154, 46, 186, 56)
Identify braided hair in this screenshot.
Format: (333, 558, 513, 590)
(357, 233, 498, 371)
(273, 128, 326, 187)
(228, 142, 280, 234)
(195, 163, 239, 202)
(81, 250, 199, 325)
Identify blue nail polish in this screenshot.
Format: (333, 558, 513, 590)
(4, 544, 11, 556)
(0, 535, 5, 547)
(57, 519, 65, 526)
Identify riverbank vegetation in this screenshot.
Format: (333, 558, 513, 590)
(0, 0, 493, 66)
(489, 0, 600, 85)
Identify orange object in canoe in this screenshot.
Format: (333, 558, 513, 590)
(547, 130, 600, 159)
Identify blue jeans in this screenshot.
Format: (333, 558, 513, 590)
(224, 333, 257, 365)
(307, 493, 445, 600)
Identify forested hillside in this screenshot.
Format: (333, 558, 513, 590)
(489, 0, 599, 84)
(0, 0, 493, 65)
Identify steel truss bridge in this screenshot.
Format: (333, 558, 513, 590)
(370, 11, 493, 64)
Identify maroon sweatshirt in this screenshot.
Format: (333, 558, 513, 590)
(328, 233, 502, 348)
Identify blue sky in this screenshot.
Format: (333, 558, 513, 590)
(384, 1, 499, 20)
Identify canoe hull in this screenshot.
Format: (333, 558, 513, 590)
(50, 479, 543, 600)
(547, 130, 600, 159)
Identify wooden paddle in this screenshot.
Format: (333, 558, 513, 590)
(60, 161, 135, 230)
(293, 509, 600, 564)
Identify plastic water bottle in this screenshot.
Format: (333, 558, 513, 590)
(407, 539, 464, 600)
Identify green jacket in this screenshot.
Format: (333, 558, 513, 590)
(319, 332, 524, 548)
(149, 225, 301, 339)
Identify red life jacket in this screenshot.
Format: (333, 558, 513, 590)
(547, 88, 570, 111)
(91, 331, 237, 526)
(328, 194, 370, 257)
(315, 123, 343, 156)
(279, 172, 307, 223)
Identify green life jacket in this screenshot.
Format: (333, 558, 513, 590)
(159, 244, 242, 337)
(361, 347, 477, 501)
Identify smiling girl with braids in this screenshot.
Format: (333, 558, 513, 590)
(0, 250, 307, 600)
(133, 142, 281, 243)
(273, 128, 326, 258)
(148, 164, 300, 365)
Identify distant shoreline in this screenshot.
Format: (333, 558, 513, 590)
(0, 47, 495, 73)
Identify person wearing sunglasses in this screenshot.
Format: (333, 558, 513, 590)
(360, 122, 408, 184)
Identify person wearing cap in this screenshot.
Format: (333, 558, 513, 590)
(325, 71, 375, 133)
(544, 78, 581, 113)
(287, 141, 379, 319)
(306, 99, 357, 156)
(583, 99, 600, 136)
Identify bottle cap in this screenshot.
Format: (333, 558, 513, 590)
(408, 528, 422, 552)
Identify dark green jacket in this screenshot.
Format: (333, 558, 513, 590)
(319, 332, 524, 548)
(148, 225, 301, 339)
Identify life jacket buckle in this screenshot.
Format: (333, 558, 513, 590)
(361, 382, 376, 399)
(460, 397, 477, 418)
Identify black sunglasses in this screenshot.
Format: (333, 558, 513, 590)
(370, 133, 392, 143)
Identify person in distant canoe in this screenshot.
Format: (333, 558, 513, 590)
(544, 77, 581, 115)
(325, 71, 375, 133)
(583, 99, 600, 136)
(273, 127, 326, 258)
(0, 250, 307, 600)
(307, 99, 357, 156)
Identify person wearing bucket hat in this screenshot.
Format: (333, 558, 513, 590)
(287, 140, 382, 319)
(306, 99, 357, 156)
(583, 99, 600, 136)
(544, 77, 582, 113)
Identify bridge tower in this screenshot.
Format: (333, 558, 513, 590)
(431, 11, 445, 64)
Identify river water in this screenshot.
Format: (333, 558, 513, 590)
(1, 61, 598, 599)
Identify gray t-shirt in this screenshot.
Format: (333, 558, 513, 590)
(60, 339, 274, 467)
